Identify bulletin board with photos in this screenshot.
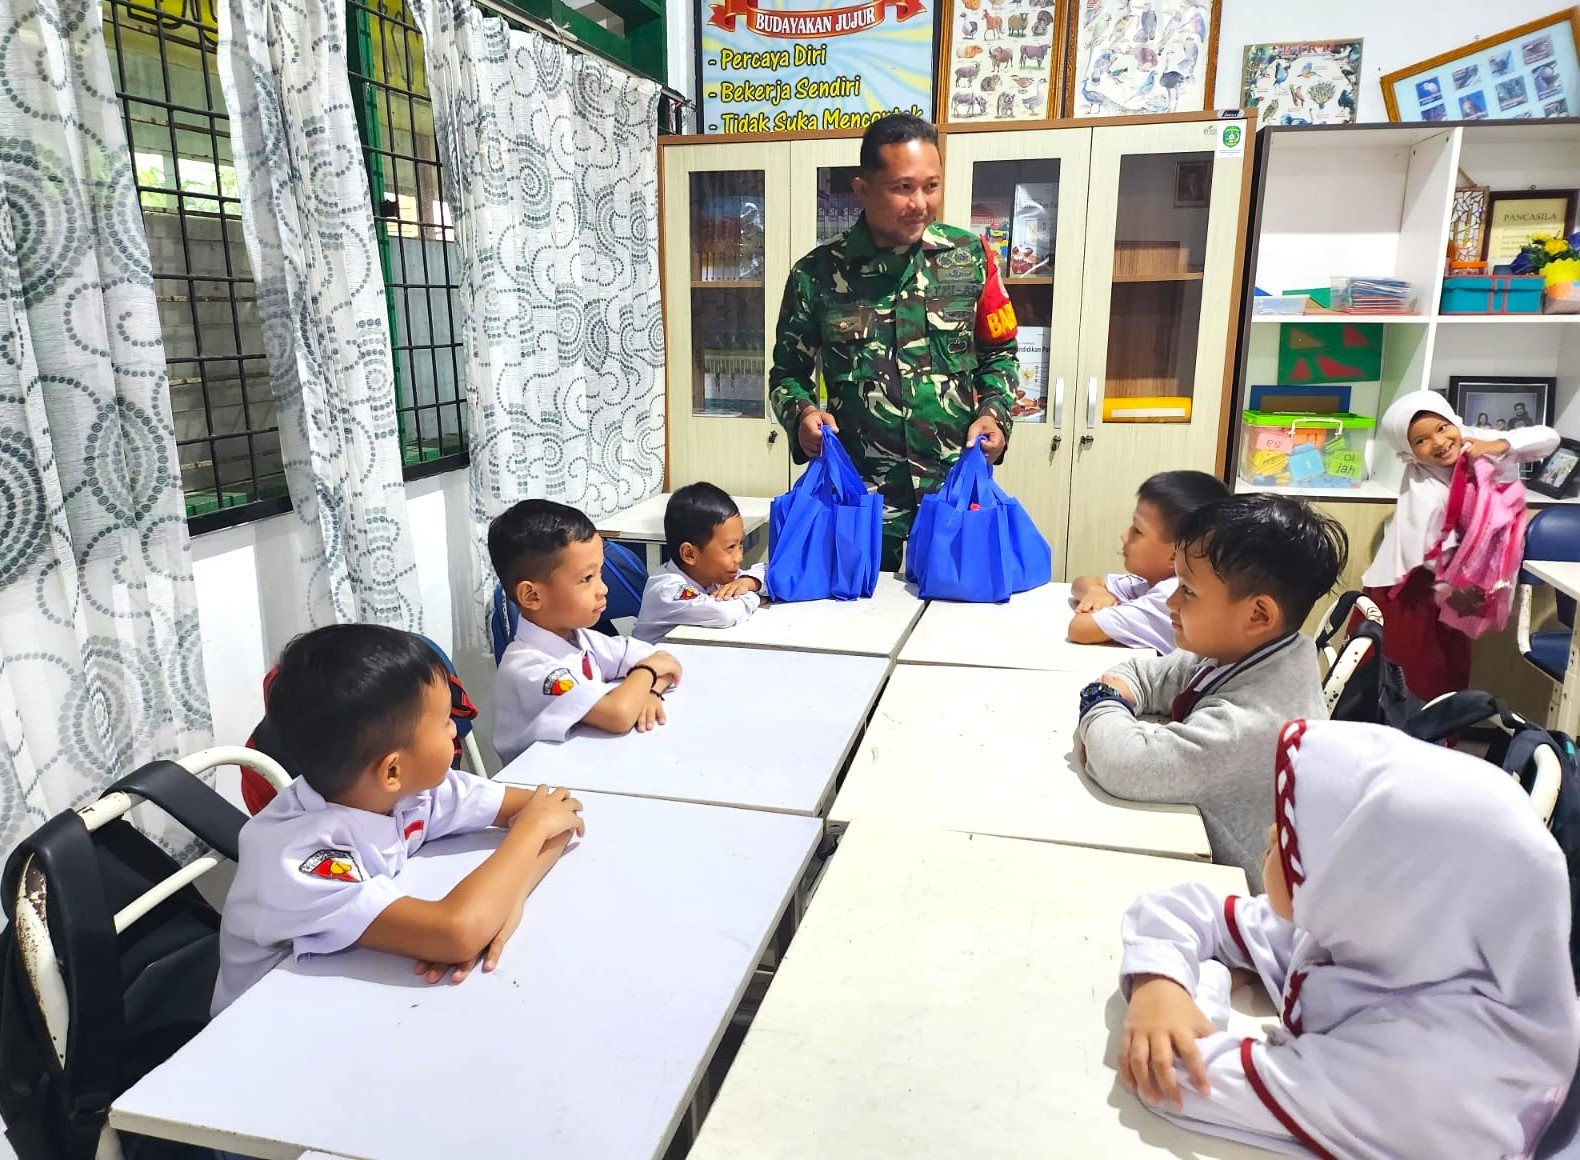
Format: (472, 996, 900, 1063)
(1381, 7, 1580, 122)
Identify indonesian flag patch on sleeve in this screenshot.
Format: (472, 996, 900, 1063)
(974, 242, 1017, 344)
(543, 667, 576, 696)
(299, 849, 363, 883)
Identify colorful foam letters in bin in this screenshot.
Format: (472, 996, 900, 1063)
(905, 438, 1052, 603)
(765, 426, 882, 602)
(1238, 411, 1376, 490)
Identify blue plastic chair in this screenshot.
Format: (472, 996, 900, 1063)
(1517, 507, 1580, 684)
(489, 540, 649, 664)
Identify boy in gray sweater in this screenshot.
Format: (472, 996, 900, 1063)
(1075, 494, 1347, 888)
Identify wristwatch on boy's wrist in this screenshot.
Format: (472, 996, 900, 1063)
(1079, 681, 1132, 718)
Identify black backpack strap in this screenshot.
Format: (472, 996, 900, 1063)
(102, 761, 244, 864)
(0, 814, 123, 1143)
(1315, 591, 1364, 653)
(1406, 690, 1505, 743)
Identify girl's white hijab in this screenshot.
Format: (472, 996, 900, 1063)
(1258, 720, 1578, 1158)
(1361, 390, 1462, 589)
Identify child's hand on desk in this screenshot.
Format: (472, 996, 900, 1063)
(1120, 974, 1214, 1110)
(643, 650, 684, 691)
(714, 575, 762, 601)
(511, 784, 585, 841)
(1076, 588, 1119, 614)
(636, 692, 666, 732)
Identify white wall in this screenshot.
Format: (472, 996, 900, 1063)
(1212, 0, 1565, 121)
(191, 467, 504, 807)
(666, 0, 1567, 122)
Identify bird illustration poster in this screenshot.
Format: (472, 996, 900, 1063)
(1242, 40, 1362, 126)
(941, 0, 1064, 122)
(1066, 0, 1218, 118)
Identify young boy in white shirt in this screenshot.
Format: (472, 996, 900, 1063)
(214, 624, 584, 1014)
(492, 499, 684, 762)
(1067, 470, 1229, 654)
(633, 482, 767, 643)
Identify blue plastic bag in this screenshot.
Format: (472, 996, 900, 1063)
(766, 427, 882, 602)
(905, 438, 1052, 602)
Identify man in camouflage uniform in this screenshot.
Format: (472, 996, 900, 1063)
(769, 114, 1019, 571)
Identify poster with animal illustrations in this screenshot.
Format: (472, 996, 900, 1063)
(1065, 0, 1218, 118)
(1242, 39, 1362, 126)
(940, 0, 1065, 122)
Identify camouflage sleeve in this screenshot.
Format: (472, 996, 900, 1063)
(769, 262, 819, 436)
(972, 240, 1018, 439)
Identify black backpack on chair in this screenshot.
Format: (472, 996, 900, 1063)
(0, 761, 242, 1160)
(1315, 591, 1420, 728)
(1407, 690, 1580, 985)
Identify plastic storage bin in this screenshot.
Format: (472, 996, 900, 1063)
(1239, 411, 1377, 491)
(1439, 274, 1545, 314)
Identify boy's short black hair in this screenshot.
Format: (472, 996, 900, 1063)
(665, 482, 740, 558)
(259, 624, 446, 801)
(1174, 495, 1348, 629)
(488, 499, 598, 599)
(1136, 470, 1230, 540)
(860, 114, 937, 173)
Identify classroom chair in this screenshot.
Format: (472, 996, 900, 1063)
(1517, 506, 1580, 693)
(488, 539, 649, 664)
(0, 747, 289, 1160)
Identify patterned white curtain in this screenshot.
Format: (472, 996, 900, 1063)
(0, 0, 213, 857)
(217, 0, 424, 631)
(409, 1, 665, 629)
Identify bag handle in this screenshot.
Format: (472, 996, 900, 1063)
(951, 436, 996, 506)
(817, 426, 866, 502)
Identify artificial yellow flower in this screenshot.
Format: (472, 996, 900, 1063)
(1547, 238, 1569, 255)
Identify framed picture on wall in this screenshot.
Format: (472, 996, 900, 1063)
(939, 0, 1066, 123)
(1241, 39, 1363, 126)
(1449, 185, 1491, 265)
(1484, 188, 1578, 266)
(1448, 375, 1557, 478)
(1531, 438, 1580, 498)
(1381, 7, 1580, 122)
(1064, 0, 1219, 119)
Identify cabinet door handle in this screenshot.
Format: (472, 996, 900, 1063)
(768, 428, 779, 446)
(1051, 376, 1065, 427)
(1086, 377, 1100, 430)
(1048, 433, 1062, 462)
(1080, 434, 1095, 448)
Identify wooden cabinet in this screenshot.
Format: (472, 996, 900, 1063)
(660, 114, 1253, 576)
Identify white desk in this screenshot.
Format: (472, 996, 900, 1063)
(691, 822, 1265, 1160)
(898, 582, 1151, 673)
(599, 493, 772, 568)
(112, 794, 820, 1160)
(828, 665, 1211, 859)
(1523, 559, 1580, 736)
(665, 572, 926, 658)
(498, 643, 888, 816)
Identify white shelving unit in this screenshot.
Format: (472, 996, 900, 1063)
(1231, 120, 1580, 504)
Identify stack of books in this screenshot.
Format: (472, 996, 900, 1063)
(1331, 277, 1416, 314)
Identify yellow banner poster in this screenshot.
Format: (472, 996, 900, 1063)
(699, 0, 936, 134)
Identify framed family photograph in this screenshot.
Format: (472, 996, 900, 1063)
(939, 0, 1067, 123)
(1532, 438, 1580, 498)
(1449, 375, 1558, 478)
(1065, 0, 1219, 118)
(1381, 7, 1580, 122)
(1241, 38, 1362, 126)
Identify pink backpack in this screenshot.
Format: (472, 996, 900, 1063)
(1425, 453, 1529, 638)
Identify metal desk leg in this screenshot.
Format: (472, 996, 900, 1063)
(1558, 632, 1580, 737)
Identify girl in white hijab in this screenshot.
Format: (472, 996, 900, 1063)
(1361, 390, 1555, 700)
(1117, 719, 1578, 1158)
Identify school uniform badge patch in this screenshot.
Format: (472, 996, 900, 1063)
(678, 586, 701, 600)
(300, 849, 363, 883)
(543, 668, 576, 696)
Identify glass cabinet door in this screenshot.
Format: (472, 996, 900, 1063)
(941, 128, 1092, 573)
(789, 137, 863, 265)
(1064, 118, 1249, 578)
(661, 142, 791, 496)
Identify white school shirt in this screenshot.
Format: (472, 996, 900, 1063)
(1089, 572, 1178, 654)
(493, 617, 657, 761)
(632, 561, 767, 643)
(212, 768, 506, 1015)
(1118, 720, 1578, 1158)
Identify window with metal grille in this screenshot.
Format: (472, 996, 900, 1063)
(347, 0, 467, 478)
(104, 0, 288, 532)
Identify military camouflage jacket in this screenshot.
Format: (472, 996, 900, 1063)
(768, 217, 1018, 486)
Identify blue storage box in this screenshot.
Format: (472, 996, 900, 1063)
(1440, 274, 1544, 314)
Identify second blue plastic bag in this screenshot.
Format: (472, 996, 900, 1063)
(766, 426, 882, 602)
(905, 438, 1052, 603)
